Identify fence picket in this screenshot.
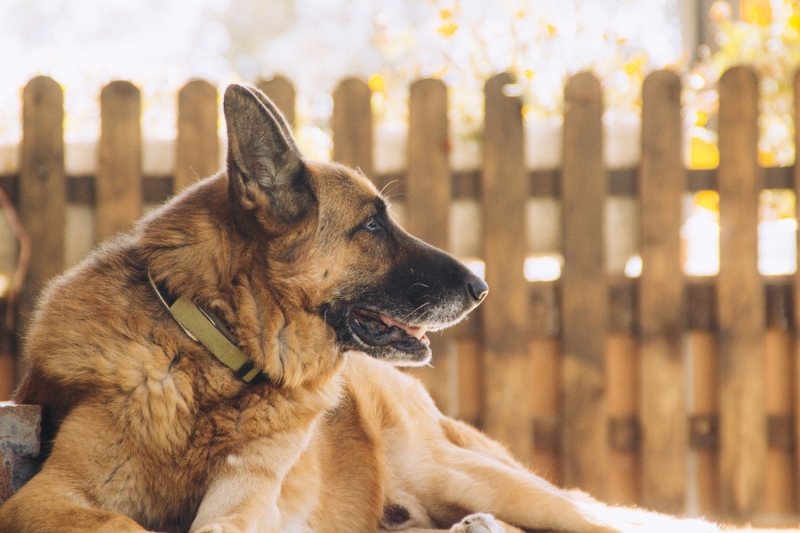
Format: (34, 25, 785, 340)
(794, 68, 800, 515)
(19, 76, 65, 343)
(481, 73, 531, 458)
(404, 78, 457, 415)
(717, 65, 766, 518)
(763, 286, 796, 514)
(332, 78, 373, 183)
(258, 76, 296, 130)
(176, 80, 219, 193)
(638, 69, 687, 513)
(96, 81, 142, 243)
(560, 71, 608, 499)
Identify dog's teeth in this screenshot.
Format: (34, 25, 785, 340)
(412, 326, 427, 340)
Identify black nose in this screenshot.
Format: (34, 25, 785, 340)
(466, 275, 489, 303)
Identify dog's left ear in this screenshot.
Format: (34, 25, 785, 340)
(224, 84, 313, 226)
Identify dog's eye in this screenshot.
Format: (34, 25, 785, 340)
(364, 216, 382, 232)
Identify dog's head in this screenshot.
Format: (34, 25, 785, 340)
(224, 84, 487, 366)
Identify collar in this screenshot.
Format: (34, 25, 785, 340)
(148, 270, 267, 385)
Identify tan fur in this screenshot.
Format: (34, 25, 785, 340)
(277, 353, 612, 533)
(276, 354, 721, 533)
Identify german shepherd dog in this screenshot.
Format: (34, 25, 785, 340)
(0, 85, 716, 533)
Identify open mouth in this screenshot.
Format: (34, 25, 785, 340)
(348, 308, 431, 354)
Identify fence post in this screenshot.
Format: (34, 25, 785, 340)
(606, 284, 639, 506)
(638, 69, 687, 513)
(258, 76, 296, 131)
(176, 80, 219, 193)
(481, 73, 531, 458)
(404, 78, 457, 415)
(96, 81, 142, 243)
(332, 78, 373, 183)
(560, 71, 608, 499)
(19, 76, 65, 347)
(530, 282, 561, 482)
(717, 64, 766, 518)
(764, 285, 796, 514)
(794, 67, 800, 514)
(687, 283, 720, 514)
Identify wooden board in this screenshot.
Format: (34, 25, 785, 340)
(560, 71, 608, 499)
(332, 78, 373, 182)
(638, 69, 687, 513)
(764, 328, 796, 514)
(690, 330, 720, 515)
(258, 76, 296, 130)
(175, 80, 219, 192)
(19, 76, 65, 343)
(716, 65, 766, 518)
(96, 81, 142, 243)
(606, 333, 640, 506)
(794, 68, 800, 514)
(404, 78, 457, 415)
(530, 336, 561, 484)
(481, 73, 531, 458)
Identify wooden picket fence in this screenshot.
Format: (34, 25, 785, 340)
(1, 66, 800, 527)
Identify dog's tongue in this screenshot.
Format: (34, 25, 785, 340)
(379, 314, 428, 340)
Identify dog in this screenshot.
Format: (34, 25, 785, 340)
(0, 84, 716, 533)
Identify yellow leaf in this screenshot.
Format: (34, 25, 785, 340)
(740, 0, 771, 26)
(695, 190, 719, 212)
(368, 74, 385, 93)
(690, 135, 720, 169)
(438, 22, 459, 37)
(695, 110, 708, 127)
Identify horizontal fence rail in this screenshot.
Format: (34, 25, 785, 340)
(0, 67, 799, 526)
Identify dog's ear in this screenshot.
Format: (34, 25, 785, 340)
(224, 84, 313, 226)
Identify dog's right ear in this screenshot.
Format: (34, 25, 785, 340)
(224, 84, 312, 226)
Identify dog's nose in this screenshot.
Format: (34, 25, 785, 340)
(466, 275, 489, 303)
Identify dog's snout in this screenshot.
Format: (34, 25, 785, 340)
(466, 275, 488, 304)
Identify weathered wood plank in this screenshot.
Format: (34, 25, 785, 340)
(717, 65, 766, 518)
(19, 76, 65, 342)
(606, 333, 640, 506)
(404, 78, 457, 415)
(638, 69, 687, 513)
(764, 326, 796, 514)
(258, 76, 296, 130)
(481, 73, 531, 458)
(95, 81, 142, 243)
(529, 280, 561, 479)
(332, 78, 373, 183)
(794, 67, 800, 514)
(175, 79, 219, 193)
(690, 329, 720, 514)
(560, 71, 608, 499)
(530, 337, 561, 484)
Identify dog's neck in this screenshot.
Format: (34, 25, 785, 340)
(142, 175, 344, 391)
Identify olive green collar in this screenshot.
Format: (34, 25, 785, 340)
(148, 270, 266, 384)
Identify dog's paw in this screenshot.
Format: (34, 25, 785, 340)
(450, 513, 506, 533)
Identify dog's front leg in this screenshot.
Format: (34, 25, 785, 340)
(190, 431, 311, 533)
(191, 469, 281, 533)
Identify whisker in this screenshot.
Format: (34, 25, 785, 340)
(402, 302, 430, 322)
(380, 180, 400, 197)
